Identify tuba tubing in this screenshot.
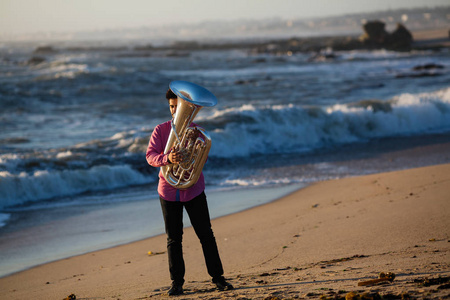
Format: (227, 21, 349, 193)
(161, 81, 217, 189)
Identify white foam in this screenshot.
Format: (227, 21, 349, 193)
(222, 177, 294, 187)
(0, 165, 153, 209)
(0, 153, 20, 171)
(208, 88, 450, 158)
(56, 151, 73, 159)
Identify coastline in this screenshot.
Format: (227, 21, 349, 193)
(0, 24, 449, 299)
(0, 183, 304, 278)
(27, 27, 450, 57)
(1, 163, 449, 299)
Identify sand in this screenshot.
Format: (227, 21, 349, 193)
(0, 163, 449, 299)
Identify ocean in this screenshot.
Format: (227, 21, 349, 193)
(1, 40, 450, 276)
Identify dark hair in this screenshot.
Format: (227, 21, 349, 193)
(166, 89, 177, 101)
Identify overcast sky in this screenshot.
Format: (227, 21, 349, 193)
(1, 0, 448, 35)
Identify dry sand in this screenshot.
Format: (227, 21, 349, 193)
(1, 163, 449, 300)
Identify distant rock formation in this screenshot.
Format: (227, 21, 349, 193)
(27, 56, 46, 65)
(388, 23, 413, 50)
(360, 21, 413, 51)
(396, 63, 445, 78)
(360, 21, 388, 44)
(33, 46, 57, 54)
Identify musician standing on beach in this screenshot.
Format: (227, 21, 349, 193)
(146, 87, 233, 296)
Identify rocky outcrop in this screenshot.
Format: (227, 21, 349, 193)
(360, 21, 389, 45)
(360, 21, 413, 51)
(33, 46, 57, 54)
(388, 23, 413, 50)
(396, 63, 445, 78)
(26, 56, 46, 65)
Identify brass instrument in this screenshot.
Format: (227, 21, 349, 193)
(161, 81, 217, 189)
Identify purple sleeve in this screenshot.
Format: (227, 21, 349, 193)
(146, 125, 170, 167)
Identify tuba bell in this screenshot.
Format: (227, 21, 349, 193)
(161, 81, 217, 189)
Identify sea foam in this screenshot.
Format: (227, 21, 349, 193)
(207, 88, 450, 158)
(0, 165, 152, 209)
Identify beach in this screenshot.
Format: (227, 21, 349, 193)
(1, 24, 450, 299)
(0, 162, 449, 299)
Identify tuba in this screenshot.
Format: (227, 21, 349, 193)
(161, 81, 217, 189)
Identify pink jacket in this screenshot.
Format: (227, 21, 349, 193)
(146, 120, 205, 202)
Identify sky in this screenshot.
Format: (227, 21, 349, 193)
(1, 0, 449, 36)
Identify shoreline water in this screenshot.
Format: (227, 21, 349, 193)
(1, 131, 450, 278)
(1, 27, 449, 210)
(0, 183, 304, 278)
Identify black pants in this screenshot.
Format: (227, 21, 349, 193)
(159, 191, 224, 284)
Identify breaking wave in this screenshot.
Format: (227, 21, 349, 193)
(1, 87, 449, 209)
(0, 165, 152, 209)
(206, 88, 450, 157)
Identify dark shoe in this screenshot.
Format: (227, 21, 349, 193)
(167, 283, 183, 296)
(213, 277, 234, 291)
